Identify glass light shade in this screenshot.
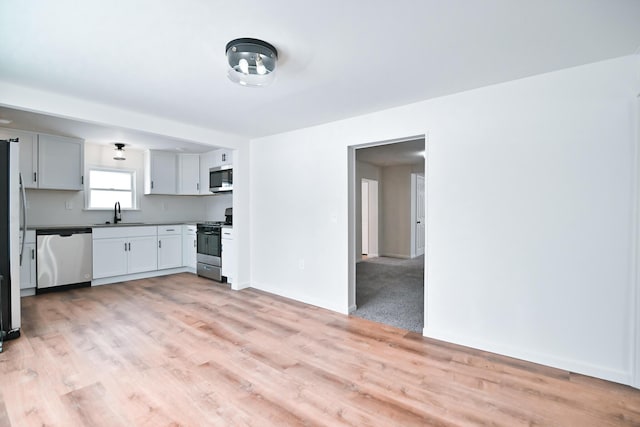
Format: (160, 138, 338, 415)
(226, 38, 278, 87)
(113, 143, 126, 160)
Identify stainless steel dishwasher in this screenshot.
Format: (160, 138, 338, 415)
(36, 228, 92, 293)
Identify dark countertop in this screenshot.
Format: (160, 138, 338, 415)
(28, 221, 203, 230)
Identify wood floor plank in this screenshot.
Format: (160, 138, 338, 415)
(1, 273, 638, 426)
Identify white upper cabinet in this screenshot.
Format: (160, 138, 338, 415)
(37, 134, 84, 190)
(211, 148, 233, 167)
(0, 128, 38, 188)
(0, 128, 82, 190)
(18, 132, 37, 188)
(199, 151, 214, 195)
(144, 150, 177, 195)
(177, 153, 200, 195)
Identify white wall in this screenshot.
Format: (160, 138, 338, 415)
(250, 55, 640, 385)
(205, 192, 233, 222)
(380, 165, 413, 258)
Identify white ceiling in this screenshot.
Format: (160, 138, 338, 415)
(0, 0, 639, 146)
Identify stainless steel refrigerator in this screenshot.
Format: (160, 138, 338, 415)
(0, 138, 22, 352)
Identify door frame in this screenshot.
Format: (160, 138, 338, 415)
(348, 134, 427, 318)
(633, 94, 640, 389)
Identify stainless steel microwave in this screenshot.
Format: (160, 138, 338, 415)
(209, 165, 233, 193)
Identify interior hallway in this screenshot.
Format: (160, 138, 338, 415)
(353, 255, 424, 333)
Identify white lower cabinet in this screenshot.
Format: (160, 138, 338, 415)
(92, 226, 158, 279)
(158, 225, 182, 270)
(93, 237, 128, 278)
(182, 225, 197, 270)
(128, 236, 160, 273)
(20, 230, 36, 295)
(221, 227, 235, 284)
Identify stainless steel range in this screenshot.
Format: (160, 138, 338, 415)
(197, 208, 232, 282)
(196, 222, 224, 281)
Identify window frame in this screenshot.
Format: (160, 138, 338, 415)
(85, 166, 138, 211)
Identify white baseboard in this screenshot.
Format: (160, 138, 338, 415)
(91, 267, 191, 287)
(232, 280, 250, 290)
(423, 327, 634, 386)
(250, 281, 348, 314)
(20, 288, 36, 297)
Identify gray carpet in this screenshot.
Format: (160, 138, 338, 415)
(353, 255, 424, 333)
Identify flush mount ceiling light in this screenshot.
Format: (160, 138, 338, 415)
(226, 38, 278, 87)
(113, 143, 126, 161)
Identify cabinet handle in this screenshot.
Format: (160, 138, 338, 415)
(31, 248, 34, 259)
(33, 172, 37, 182)
(222, 153, 226, 162)
(158, 240, 162, 248)
(193, 240, 196, 248)
(81, 176, 84, 185)
(166, 229, 175, 232)
(196, 183, 199, 191)
(151, 181, 154, 189)
(128, 242, 131, 251)
(124, 242, 128, 251)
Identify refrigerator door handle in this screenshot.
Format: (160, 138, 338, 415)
(19, 172, 26, 266)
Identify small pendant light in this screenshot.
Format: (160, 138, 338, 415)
(113, 143, 126, 160)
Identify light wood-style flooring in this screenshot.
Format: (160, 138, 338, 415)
(1, 273, 639, 426)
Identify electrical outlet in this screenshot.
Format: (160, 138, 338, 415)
(65, 201, 73, 210)
(298, 259, 305, 270)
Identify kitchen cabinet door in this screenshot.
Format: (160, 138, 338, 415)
(128, 235, 158, 274)
(219, 149, 233, 166)
(199, 151, 215, 195)
(177, 154, 200, 195)
(221, 227, 235, 284)
(37, 133, 84, 190)
(209, 148, 233, 168)
(93, 238, 128, 279)
(144, 150, 177, 195)
(20, 243, 36, 290)
(158, 234, 182, 270)
(182, 225, 197, 270)
(0, 128, 38, 188)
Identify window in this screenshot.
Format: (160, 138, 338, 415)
(87, 168, 136, 209)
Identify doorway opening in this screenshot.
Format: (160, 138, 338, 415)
(348, 135, 426, 333)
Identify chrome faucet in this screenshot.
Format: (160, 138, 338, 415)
(114, 201, 122, 224)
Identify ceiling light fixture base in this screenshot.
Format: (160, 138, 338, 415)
(226, 38, 278, 87)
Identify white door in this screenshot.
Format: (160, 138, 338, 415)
(416, 175, 425, 256)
